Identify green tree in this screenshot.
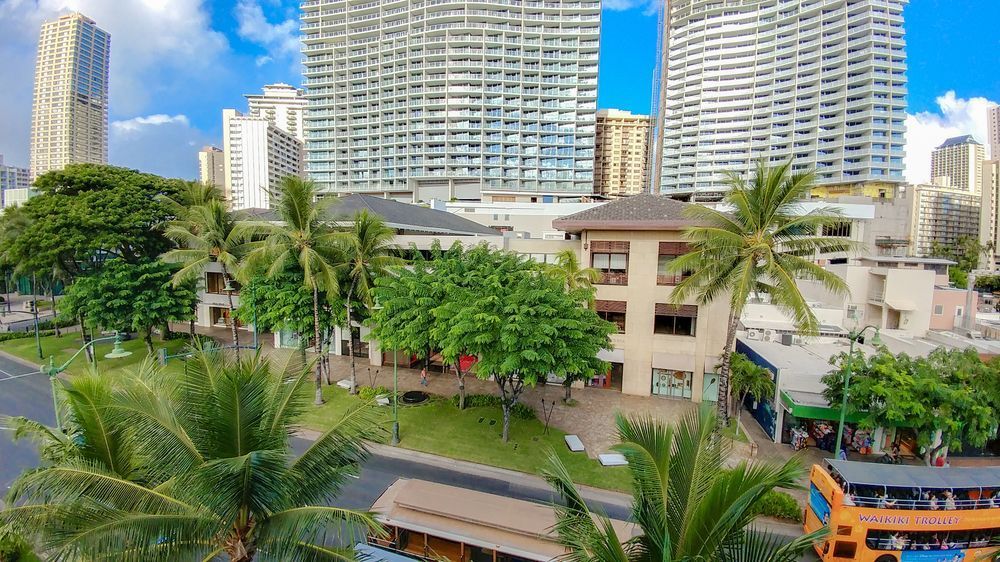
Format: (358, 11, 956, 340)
(4, 164, 184, 278)
(929, 236, 990, 288)
(162, 199, 252, 346)
(334, 210, 403, 395)
(234, 272, 341, 364)
(543, 407, 826, 561)
(0, 350, 383, 561)
(434, 247, 614, 441)
(728, 352, 775, 438)
(546, 249, 600, 303)
(243, 177, 342, 404)
(668, 162, 854, 423)
(821, 348, 1000, 465)
(60, 259, 198, 353)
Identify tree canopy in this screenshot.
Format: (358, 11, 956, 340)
(234, 272, 341, 343)
(5, 164, 185, 277)
(59, 258, 198, 352)
(821, 347, 1000, 464)
(371, 244, 614, 440)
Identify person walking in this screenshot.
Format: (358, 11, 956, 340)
(420, 367, 428, 386)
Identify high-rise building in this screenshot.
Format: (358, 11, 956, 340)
(222, 109, 304, 210)
(594, 109, 651, 197)
(980, 159, 1000, 269)
(654, 0, 908, 201)
(29, 12, 110, 180)
(0, 155, 32, 210)
(245, 83, 307, 143)
(931, 135, 985, 194)
(300, 0, 601, 202)
(909, 184, 981, 258)
(198, 146, 225, 190)
(988, 105, 1000, 160)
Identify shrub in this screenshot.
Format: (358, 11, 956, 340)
(0, 330, 55, 343)
(451, 393, 536, 420)
(357, 385, 391, 401)
(750, 490, 802, 522)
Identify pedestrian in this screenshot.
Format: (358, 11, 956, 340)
(838, 446, 848, 461)
(420, 367, 428, 386)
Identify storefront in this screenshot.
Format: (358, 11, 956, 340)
(779, 390, 868, 452)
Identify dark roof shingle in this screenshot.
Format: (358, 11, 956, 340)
(330, 194, 500, 236)
(552, 193, 703, 232)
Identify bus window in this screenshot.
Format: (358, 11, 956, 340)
(833, 541, 858, 558)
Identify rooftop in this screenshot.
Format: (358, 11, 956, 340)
(827, 459, 1000, 489)
(241, 194, 501, 237)
(859, 256, 956, 266)
(937, 134, 982, 148)
(552, 193, 703, 232)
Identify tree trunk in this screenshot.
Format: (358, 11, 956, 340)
(454, 363, 466, 410)
(144, 328, 154, 355)
(563, 381, 572, 402)
(496, 374, 525, 443)
(346, 282, 358, 395)
(189, 316, 196, 339)
(49, 289, 60, 337)
(161, 322, 172, 342)
(717, 307, 741, 427)
(220, 265, 240, 348)
(79, 312, 94, 363)
(312, 286, 324, 405)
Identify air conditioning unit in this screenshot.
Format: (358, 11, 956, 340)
(542, 231, 565, 241)
(763, 329, 776, 341)
(746, 329, 761, 340)
(792, 335, 805, 345)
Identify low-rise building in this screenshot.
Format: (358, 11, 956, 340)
(0, 155, 32, 210)
(553, 194, 729, 400)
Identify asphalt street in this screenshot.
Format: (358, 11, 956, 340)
(0, 351, 54, 494)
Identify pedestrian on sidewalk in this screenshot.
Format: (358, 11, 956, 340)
(420, 367, 428, 386)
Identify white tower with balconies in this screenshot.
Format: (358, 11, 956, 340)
(301, 0, 601, 201)
(655, 0, 908, 200)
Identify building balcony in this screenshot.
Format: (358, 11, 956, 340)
(598, 271, 628, 285)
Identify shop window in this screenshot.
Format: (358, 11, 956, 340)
(653, 304, 697, 336)
(652, 368, 693, 399)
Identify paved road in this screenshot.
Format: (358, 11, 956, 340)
(0, 352, 54, 493)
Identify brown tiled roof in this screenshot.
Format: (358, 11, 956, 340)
(552, 193, 703, 232)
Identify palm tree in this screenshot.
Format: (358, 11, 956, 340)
(0, 350, 383, 561)
(729, 352, 776, 438)
(546, 249, 600, 306)
(243, 177, 342, 404)
(162, 199, 249, 347)
(335, 210, 403, 395)
(668, 162, 854, 423)
(543, 407, 827, 562)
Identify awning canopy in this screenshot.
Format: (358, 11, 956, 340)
(827, 460, 1000, 489)
(884, 296, 916, 311)
(780, 390, 866, 423)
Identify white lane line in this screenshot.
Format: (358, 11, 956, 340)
(0, 367, 12, 379)
(0, 370, 44, 382)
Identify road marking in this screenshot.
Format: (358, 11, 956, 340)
(0, 370, 45, 382)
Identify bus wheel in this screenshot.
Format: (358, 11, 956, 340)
(874, 555, 897, 562)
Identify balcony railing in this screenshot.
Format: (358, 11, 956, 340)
(598, 271, 628, 285)
(657, 273, 688, 286)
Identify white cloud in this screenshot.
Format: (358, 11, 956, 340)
(235, 0, 300, 60)
(111, 114, 191, 133)
(110, 114, 213, 180)
(255, 55, 273, 67)
(602, 0, 659, 15)
(904, 91, 997, 184)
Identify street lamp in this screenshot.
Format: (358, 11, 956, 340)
(832, 325, 881, 459)
(42, 331, 132, 427)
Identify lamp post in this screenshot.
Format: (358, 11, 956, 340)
(42, 331, 132, 427)
(372, 302, 400, 446)
(251, 279, 259, 350)
(32, 273, 41, 359)
(833, 325, 881, 459)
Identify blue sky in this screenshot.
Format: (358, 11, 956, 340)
(0, 0, 997, 182)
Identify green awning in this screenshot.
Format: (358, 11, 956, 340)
(780, 390, 866, 423)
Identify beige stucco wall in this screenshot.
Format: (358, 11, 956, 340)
(581, 229, 729, 400)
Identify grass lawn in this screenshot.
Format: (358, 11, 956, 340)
(0, 332, 188, 376)
(300, 385, 632, 492)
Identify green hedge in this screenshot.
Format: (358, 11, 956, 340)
(451, 393, 536, 420)
(0, 330, 55, 343)
(751, 490, 803, 522)
(357, 385, 392, 400)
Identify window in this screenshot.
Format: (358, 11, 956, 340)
(823, 222, 852, 237)
(956, 306, 963, 318)
(654, 304, 697, 336)
(595, 300, 626, 333)
(934, 304, 944, 315)
(657, 241, 690, 285)
(652, 368, 693, 399)
(590, 241, 629, 285)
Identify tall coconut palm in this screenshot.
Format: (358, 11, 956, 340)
(546, 249, 600, 306)
(0, 350, 383, 562)
(162, 199, 249, 347)
(335, 210, 403, 395)
(668, 162, 854, 424)
(543, 407, 827, 562)
(243, 177, 342, 404)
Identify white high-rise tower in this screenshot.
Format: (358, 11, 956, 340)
(301, 0, 601, 201)
(654, 0, 908, 200)
(245, 84, 307, 143)
(30, 12, 110, 180)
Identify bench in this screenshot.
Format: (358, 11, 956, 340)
(598, 453, 628, 467)
(564, 434, 585, 452)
